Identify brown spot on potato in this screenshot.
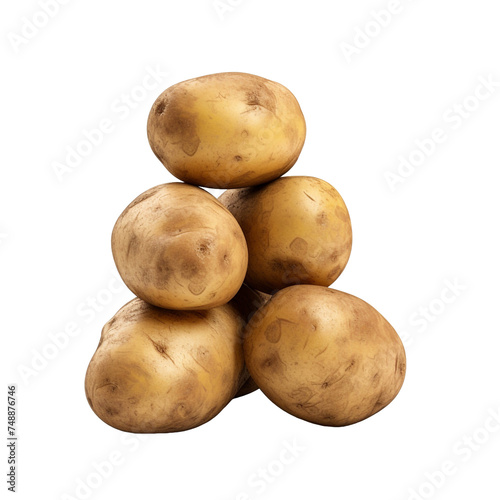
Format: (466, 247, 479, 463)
(155, 256, 171, 279)
(245, 84, 277, 114)
(196, 239, 213, 258)
(197, 346, 209, 357)
(261, 351, 284, 372)
(289, 237, 308, 257)
(246, 91, 260, 107)
(97, 381, 118, 393)
(399, 361, 406, 376)
(335, 206, 349, 222)
(176, 402, 189, 418)
(188, 282, 207, 295)
(126, 234, 139, 258)
(259, 351, 274, 371)
(181, 261, 200, 279)
(260, 228, 270, 250)
(316, 211, 328, 226)
(264, 320, 282, 343)
(125, 185, 163, 211)
(290, 386, 313, 401)
(234, 155, 243, 162)
(182, 138, 200, 156)
(158, 91, 200, 158)
(271, 259, 310, 285)
(155, 100, 167, 115)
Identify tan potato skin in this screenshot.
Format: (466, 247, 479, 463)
(219, 176, 352, 294)
(111, 183, 248, 310)
(85, 285, 262, 433)
(244, 285, 406, 426)
(147, 72, 306, 188)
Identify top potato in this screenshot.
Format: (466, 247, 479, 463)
(147, 72, 306, 188)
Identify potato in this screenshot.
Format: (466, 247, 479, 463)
(85, 285, 263, 433)
(112, 182, 248, 310)
(147, 72, 306, 188)
(244, 285, 406, 426)
(219, 176, 352, 294)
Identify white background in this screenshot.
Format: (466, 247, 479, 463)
(2, 0, 500, 499)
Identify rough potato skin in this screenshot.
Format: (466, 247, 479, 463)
(244, 285, 406, 426)
(219, 176, 352, 294)
(111, 183, 248, 310)
(85, 285, 262, 433)
(147, 72, 306, 188)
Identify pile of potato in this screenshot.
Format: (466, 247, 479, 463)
(85, 72, 406, 433)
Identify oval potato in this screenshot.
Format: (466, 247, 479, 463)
(244, 285, 406, 426)
(219, 176, 352, 294)
(112, 183, 248, 310)
(147, 72, 306, 188)
(85, 285, 262, 433)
